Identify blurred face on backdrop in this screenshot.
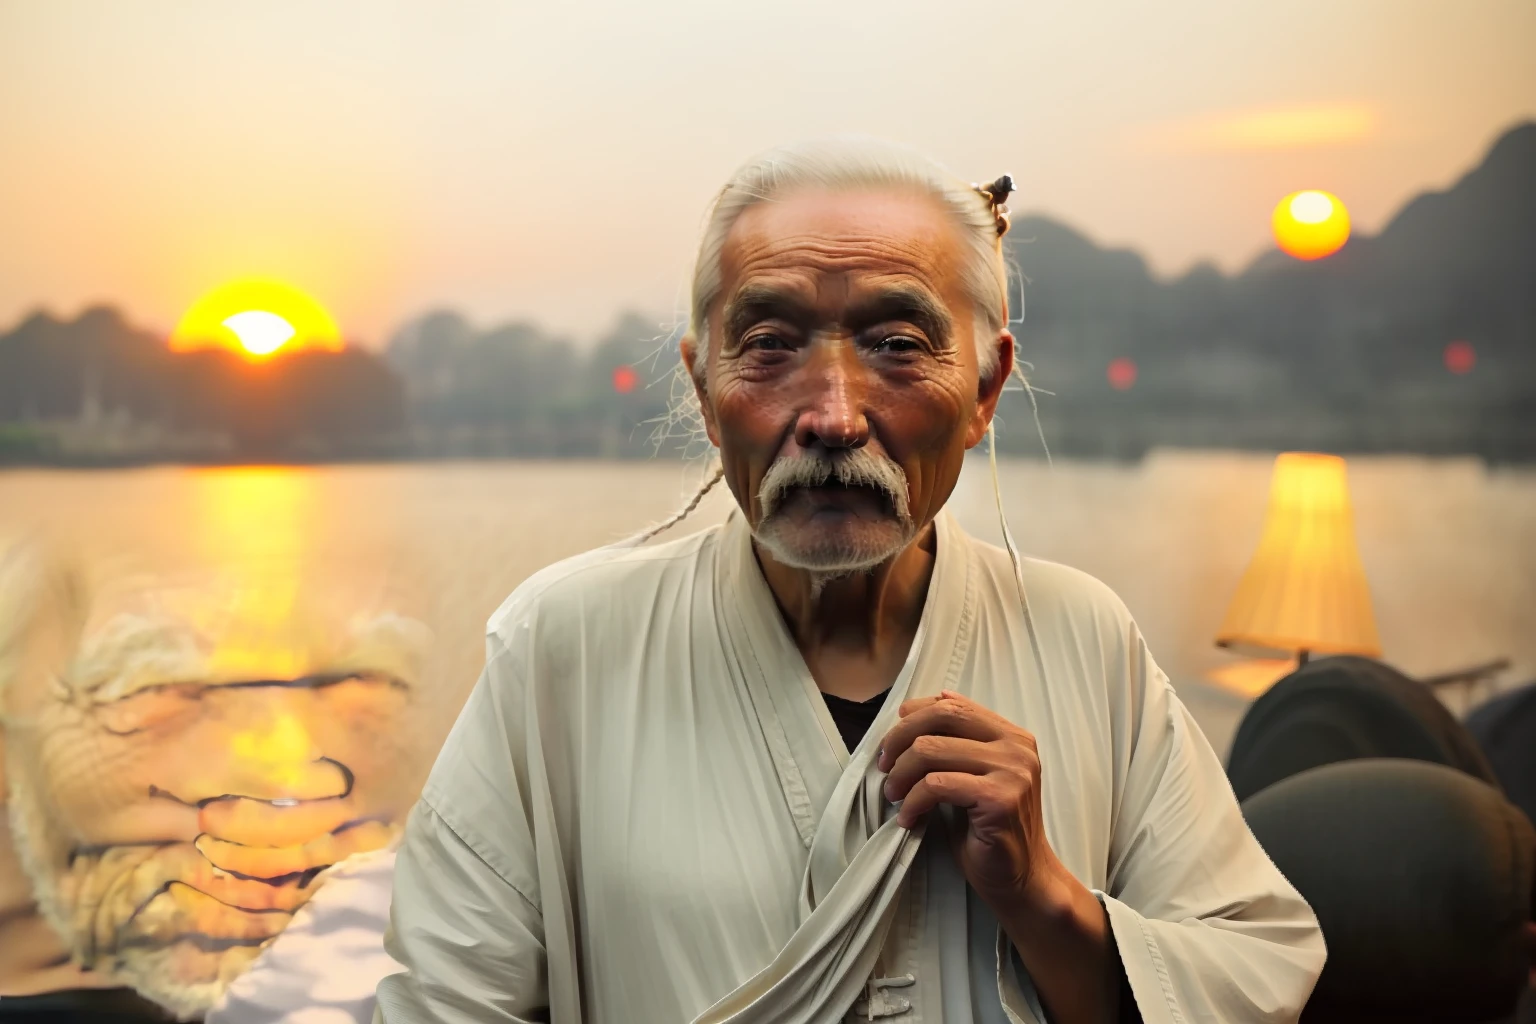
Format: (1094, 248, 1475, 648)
(685, 188, 1013, 574)
(0, 559, 431, 1018)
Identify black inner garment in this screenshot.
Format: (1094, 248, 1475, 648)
(821, 688, 891, 754)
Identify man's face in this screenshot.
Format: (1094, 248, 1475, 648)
(687, 187, 1011, 571)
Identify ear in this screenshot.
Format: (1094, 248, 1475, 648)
(679, 336, 721, 447)
(963, 330, 1015, 450)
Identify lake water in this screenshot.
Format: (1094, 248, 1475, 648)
(1, 451, 1532, 757)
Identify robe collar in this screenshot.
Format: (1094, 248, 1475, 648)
(714, 506, 979, 856)
(693, 506, 984, 1024)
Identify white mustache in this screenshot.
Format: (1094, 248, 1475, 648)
(757, 448, 911, 524)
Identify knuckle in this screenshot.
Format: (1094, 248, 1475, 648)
(912, 733, 946, 757)
(1010, 772, 1035, 799)
(927, 772, 956, 792)
(935, 699, 967, 724)
(1002, 725, 1036, 750)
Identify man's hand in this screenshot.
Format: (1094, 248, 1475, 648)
(876, 690, 1123, 1024)
(876, 689, 1063, 914)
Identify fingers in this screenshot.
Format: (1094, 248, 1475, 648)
(879, 693, 1025, 773)
(126, 879, 294, 947)
(198, 795, 357, 847)
(898, 689, 977, 718)
(878, 693, 1042, 832)
(195, 819, 395, 880)
(882, 734, 999, 803)
(155, 755, 353, 805)
(896, 771, 985, 828)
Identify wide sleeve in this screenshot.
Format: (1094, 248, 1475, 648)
(374, 638, 551, 1024)
(1096, 633, 1326, 1024)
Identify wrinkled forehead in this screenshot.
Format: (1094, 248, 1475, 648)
(716, 187, 970, 325)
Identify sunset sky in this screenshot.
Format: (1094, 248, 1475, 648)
(2, 0, 1533, 346)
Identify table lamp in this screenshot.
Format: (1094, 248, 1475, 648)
(1215, 452, 1381, 666)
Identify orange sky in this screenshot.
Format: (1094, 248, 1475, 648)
(1, 0, 1532, 346)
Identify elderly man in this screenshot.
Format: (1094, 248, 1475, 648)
(376, 138, 1325, 1024)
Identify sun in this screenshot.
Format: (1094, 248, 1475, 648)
(223, 310, 296, 356)
(171, 278, 343, 360)
(1272, 190, 1351, 261)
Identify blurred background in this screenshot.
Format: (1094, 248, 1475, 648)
(1, 0, 1533, 751)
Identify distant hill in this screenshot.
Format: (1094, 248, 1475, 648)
(0, 307, 407, 462)
(1000, 121, 1535, 458)
(384, 310, 682, 458)
(2, 122, 1531, 464)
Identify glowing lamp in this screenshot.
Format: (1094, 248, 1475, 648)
(1216, 452, 1381, 664)
(612, 365, 639, 394)
(1272, 190, 1350, 261)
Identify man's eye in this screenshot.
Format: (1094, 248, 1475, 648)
(745, 333, 789, 351)
(873, 335, 921, 354)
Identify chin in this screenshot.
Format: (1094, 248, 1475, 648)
(755, 517, 913, 573)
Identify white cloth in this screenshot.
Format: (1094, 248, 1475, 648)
(376, 510, 1325, 1023)
(208, 848, 400, 1024)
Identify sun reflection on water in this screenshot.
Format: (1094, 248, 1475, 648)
(187, 467, 316, 680)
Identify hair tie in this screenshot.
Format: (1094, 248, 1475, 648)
(971, 174, 1014, 237)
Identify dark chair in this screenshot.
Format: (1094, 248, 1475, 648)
(1227, 654, 1499, 802)
(1467, 683, 1536, 1024)
(1243, 759, 1536, 1024)
(1468, 683, 1536, 831)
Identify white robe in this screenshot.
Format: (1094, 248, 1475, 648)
(375, 510, 1325, 1023)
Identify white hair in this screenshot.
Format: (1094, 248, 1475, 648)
(687, 135, 1009, 386)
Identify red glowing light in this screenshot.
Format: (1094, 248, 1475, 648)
(612, 365, 639, 393)
(1107, 357, 1138, 390)
(1444, 340, 1475, 375)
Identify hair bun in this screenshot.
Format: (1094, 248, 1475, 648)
(972, 174, 1014, 236)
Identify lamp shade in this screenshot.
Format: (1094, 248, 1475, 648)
(1216, 452, 1381, 658)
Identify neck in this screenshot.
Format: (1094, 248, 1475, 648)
(753, 518, 938, 662)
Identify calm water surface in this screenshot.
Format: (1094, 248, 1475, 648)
(2, 452, 1532, 757)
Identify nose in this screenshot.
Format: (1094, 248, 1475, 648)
(792, 337, 870, 451)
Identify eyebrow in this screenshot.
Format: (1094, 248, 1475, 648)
(847, 285, 954, 345)
(722, 285, 811, 344)
(721, 283, 954, 345)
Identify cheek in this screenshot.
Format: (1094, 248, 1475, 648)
(710, 377, 793, 448)
(873, 376, 976, 512)
(28, 702, 173, 829)
(709, 379, 796, 518)
(871, 374, 975, 453)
